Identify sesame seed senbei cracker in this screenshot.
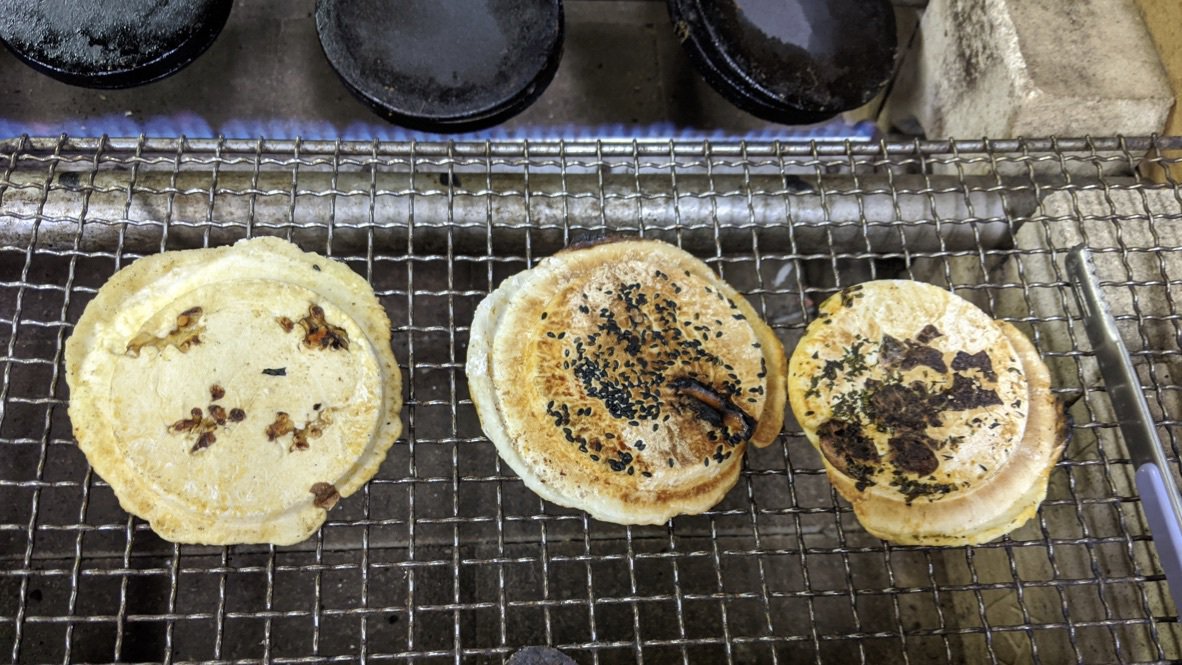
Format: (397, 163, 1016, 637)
(465, 238, 787, 525)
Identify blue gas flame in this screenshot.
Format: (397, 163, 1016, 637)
(0, 113, 878, 142)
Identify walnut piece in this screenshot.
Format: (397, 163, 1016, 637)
(266, 409, 332, 452)
(169, 408, 204, 433)
(175, 306, 202, 328)
(291, 429, 309, 451)
(266, 412, 295, 441)
(126, 306, 204, 356)
(191, 431, 216, 453)
(170, 394, 247, 454)
(310, 482, 340, 510)
(298, 304, 349, 351)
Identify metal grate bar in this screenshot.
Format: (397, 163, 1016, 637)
(2, 136, 1182, 160)
(0, 136, 1180, 663)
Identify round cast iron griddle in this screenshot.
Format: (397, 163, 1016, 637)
(668, 0, 897, 125)
(315, 0, 564, 133)
(0, 0, 233, 89)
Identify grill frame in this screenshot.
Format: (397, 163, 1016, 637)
(0, 135, 1180, 664)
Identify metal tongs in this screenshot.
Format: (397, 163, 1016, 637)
(1067, 246, 1182, 611)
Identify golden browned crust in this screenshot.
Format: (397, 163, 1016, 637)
(64, 237, 403, 545)
(467, 239, 787, 524)
(788, 281, 1066, 545)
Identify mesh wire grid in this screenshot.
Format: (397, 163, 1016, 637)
(0, 135, 1180, 664)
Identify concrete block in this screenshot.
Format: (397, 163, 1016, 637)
(887, 0, 1172, 141)
(991, 189, 1182, 394)
(1132, 0, 1182, 183)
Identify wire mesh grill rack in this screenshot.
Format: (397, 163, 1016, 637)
(0, 135, 1180, 664)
